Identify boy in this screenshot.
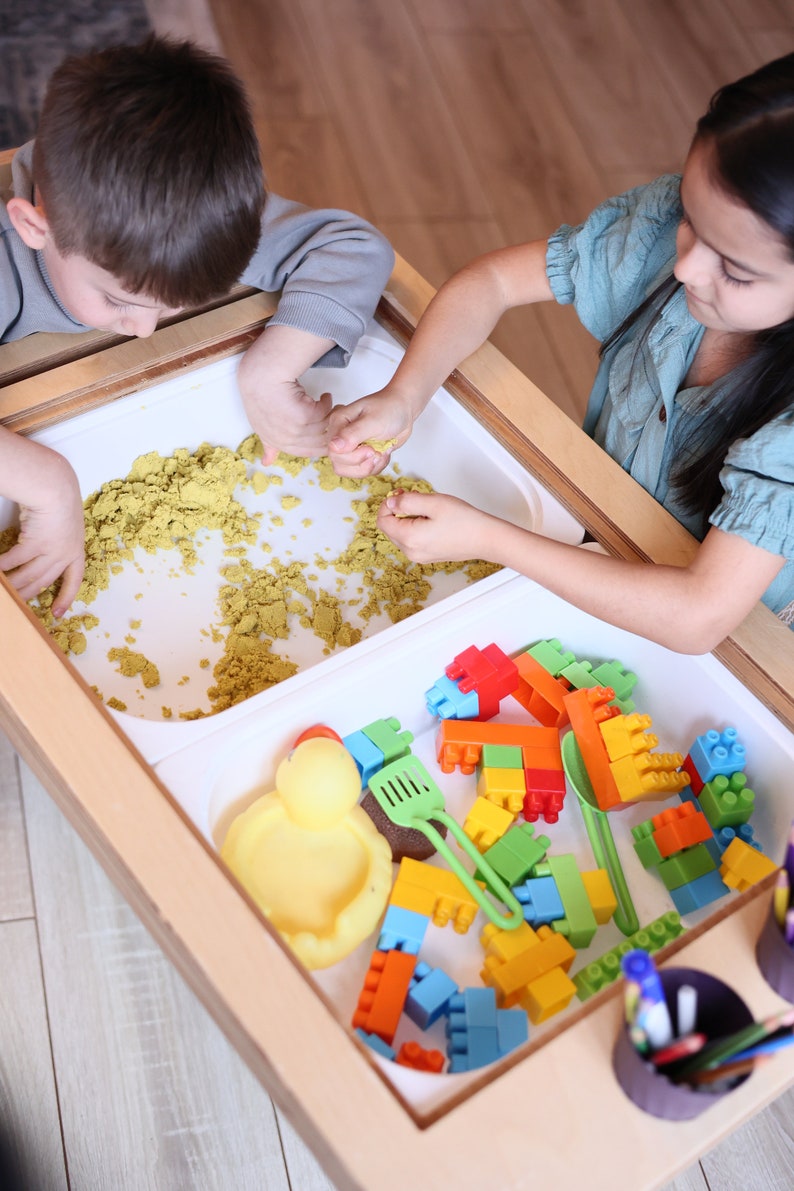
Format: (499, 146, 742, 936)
(0, 35, 393, 617)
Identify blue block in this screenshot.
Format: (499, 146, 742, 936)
(405, 963, 458, 1029)
(377, 905, 429, 955)
(425, 674, 479, 720)
(715, 823, 761, 852)
(497, 1008, 530, 1056)
(669, 869, 731, 914)
(447, 1024, 502, 1072)
(343, 729, 384, 786)
(513, 875, 565, 926)
(687, 728, 746, 784)
(448, 987, 498, 1031)
(355, 1029, 396, 1061)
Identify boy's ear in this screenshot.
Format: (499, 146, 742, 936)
(6, 197, 50, 249)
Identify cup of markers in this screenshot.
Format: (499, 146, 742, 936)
(755, 822, 794, 1002)
(613, 951, 756, 1121)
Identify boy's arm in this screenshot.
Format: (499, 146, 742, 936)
(0, 425, 85, 616)
(327, 241, 554, 476)
(237, 196, 394, 459)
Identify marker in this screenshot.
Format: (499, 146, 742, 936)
(621, 950, 673, 1051)
(726, 1031, 794, 1064)
(773, 868, 790, 929)
(676, 984, 698, 1038)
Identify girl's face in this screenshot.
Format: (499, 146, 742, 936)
(674, 139, 794, 335)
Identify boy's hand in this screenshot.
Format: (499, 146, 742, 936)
(0, 452, 85, 617)
(377, 489, 493, 564)
(243, 376, 333, 464)
(327, 388, 415, 478)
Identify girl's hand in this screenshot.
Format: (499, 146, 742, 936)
(377, 489, 494, 563)
(242, 376, 333, 464)
(0, 453, 85, 616)
(327, 388, 416, 478)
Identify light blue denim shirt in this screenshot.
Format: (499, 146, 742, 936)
(546, 174, 794, 624)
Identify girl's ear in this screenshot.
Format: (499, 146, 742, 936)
(6, 197, 50, 249)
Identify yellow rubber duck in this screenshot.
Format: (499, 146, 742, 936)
(221, 732, 393, 969)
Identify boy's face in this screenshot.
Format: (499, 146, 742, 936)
(42, 241, 182, 337)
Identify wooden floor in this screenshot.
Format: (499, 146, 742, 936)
(3, 0, 794, 1187)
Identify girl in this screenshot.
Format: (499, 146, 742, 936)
(327, 53, 794, 654)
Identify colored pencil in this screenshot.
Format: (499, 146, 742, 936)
(774, 868, 790, 928)
(673, 1008, 794, 1079)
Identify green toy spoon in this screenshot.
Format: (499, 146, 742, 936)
(560, 731, 639, 936)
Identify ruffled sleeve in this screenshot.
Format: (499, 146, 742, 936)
(546, 174, 682, 342)
(710, 412, 794, 560)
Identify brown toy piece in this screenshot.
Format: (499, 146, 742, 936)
(360, 790, 447, 862)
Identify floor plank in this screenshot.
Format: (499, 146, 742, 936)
(19, 761, 301, 1191)
(0, 730, 32, 921)
(0, 919, 67, 1191)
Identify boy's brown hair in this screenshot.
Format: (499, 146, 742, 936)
(33, 35, 266, 307)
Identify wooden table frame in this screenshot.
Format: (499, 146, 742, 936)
(1, 254, 793, 1190)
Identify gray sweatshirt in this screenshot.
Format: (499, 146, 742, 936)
(0, 142, 394, 366)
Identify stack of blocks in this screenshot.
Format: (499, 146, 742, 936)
(632, 727, 777, 913)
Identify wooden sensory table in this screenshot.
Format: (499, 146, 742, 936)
(1, 241, 794, 1190)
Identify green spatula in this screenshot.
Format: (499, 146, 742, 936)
(369, 755, 524, 931)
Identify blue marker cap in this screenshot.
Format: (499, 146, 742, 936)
(621, 949, 665, 1003)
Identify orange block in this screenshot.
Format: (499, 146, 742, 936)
(511, 653, 570, 727)
(352, 949, 417, 1044)
(436, 719, 558, 774)
(563, 687, 622, 810)
(651, 802, 713, 857)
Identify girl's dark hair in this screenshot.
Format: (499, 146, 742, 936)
(33, 35, 266, 307)
(600, 52, 794, 534)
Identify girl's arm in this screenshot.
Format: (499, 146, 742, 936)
(378, 490, 784, 654)
(328, 241, 554, 475)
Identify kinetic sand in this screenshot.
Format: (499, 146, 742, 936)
(7, 437, 499, 719)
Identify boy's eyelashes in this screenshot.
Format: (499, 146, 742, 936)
(104, 295, 132, 311)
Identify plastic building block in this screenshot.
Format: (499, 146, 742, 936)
(391, 857, 481, 933)
(463, 796, 515, 852)
(649, 802, 714, 857)
(521, 740, 564, 771)
(563, 686, 623, 811)
(715, 822, 761, 852)
(477, 765, 526, 815)
(590, 660, 638, 712)
(355, 1029, 396, 1061)
(445, 642, 519, 721)
(343, 729, 384, 786)
(361, 717, 414, 767)
(686, 728, 746, 785)
(405, 961, 458, 1029)
(395, 1041, 446, 1073)
(599, 712, 657, 762)
(481, 744, 524, 769)
(511, 651, 571, 728)
(476, 823, 551, 890)
(526, 638, 576, 676)
(352, 948, 418, 1044)
(481, 923, 576, 1015)
(523, 766, 567, 824)
(581, 868, 618, 924)
(719, 837, 778, 891)
(513, 875, 565, 926)
(609, 750, 690, 805)
(669, 869, 732, 914)
(656, 843, 716, 891)
(480, 919, 541, 963)
(631, 820, 665, 869)
(377, 904, 430, 955)
(541, 853, 598, 949)
(572, 911, 683, 1000)
(435, 719, 558, 775)
(522, 964, 578, 1023)
(681, 753, 705, 796)
(445, 987, 527, 1072)
(698, 772, 755, 829)
(425, 673, 479, 720)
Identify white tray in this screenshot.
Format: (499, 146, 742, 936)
(1, 323, 583, 763)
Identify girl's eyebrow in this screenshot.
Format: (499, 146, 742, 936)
(679, 197, 767, 278)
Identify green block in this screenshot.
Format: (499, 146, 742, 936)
(631, 820, 663, 869)
(477, 823, 550, 889)
(699, 773, 755, 829)
(480, 744, 524, 770)
(526, 638, 576, 677)
(546, 854, 598, 949)
(657, 843, 715, 890)
(361, 717, 413, 765)
(573, 912, 684, 1000)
